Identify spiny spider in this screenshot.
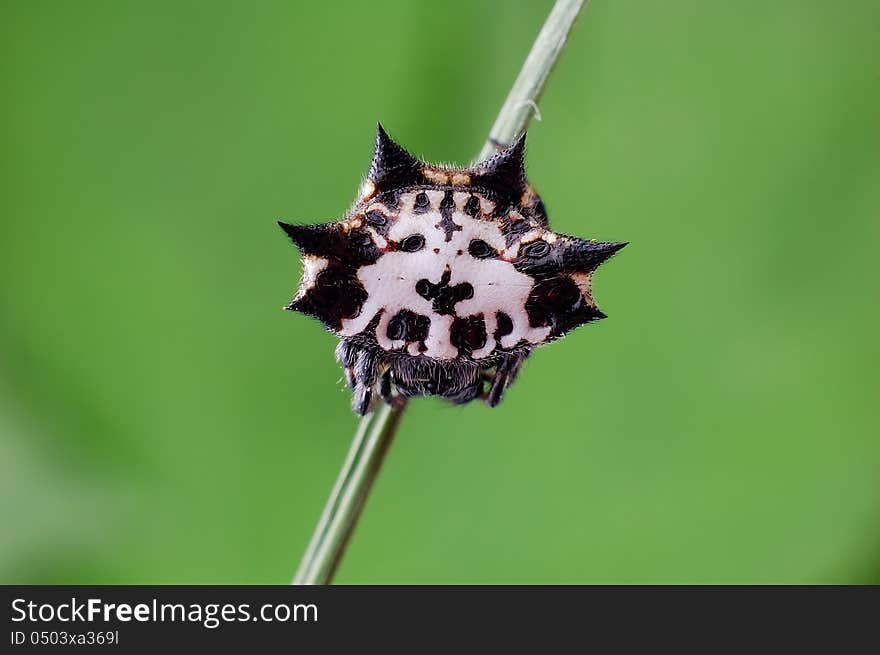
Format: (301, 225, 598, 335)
(279, 124, 626, 415)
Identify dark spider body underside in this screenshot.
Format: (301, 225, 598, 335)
(279, 124, 625, 415)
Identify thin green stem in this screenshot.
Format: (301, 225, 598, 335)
(292, 0, 587, 585)
(292, 402, 405, 584)
(478, 0, 586, 161)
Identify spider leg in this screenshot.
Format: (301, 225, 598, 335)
(348, 345, 383, 416)
(379, 367, 394, 405)
(335, 339, 359, 390)
(381, 368, 410, 409)
(485, 351, 530, 408)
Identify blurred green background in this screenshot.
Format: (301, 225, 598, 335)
(2, 0, 878, 584)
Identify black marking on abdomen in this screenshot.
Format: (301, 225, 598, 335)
(397, 233, 426, 252)
(467, 239, 498, 260)
(413, 192, 430, 213)
(525, 276, 605, 336)
(513, 237, 560, 275)
(464, 195, 480, 217)
(415, 270, 473, 316)
(386, 310, 430, 346)
(287, 263, 367, 331)
(494, 311, 513, 339)
(450, 314, 488, 354)
(364, 210, 392, 238)
(435, 190, 461, 242)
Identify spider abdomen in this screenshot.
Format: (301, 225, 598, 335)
(279, 124, 625, 415)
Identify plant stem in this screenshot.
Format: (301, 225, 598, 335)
(478, 0, 586, 161)
(292, 402, 405, 584)
(292, 0, 587, 585)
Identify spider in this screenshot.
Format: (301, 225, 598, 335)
(279, 124, 625, 415)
